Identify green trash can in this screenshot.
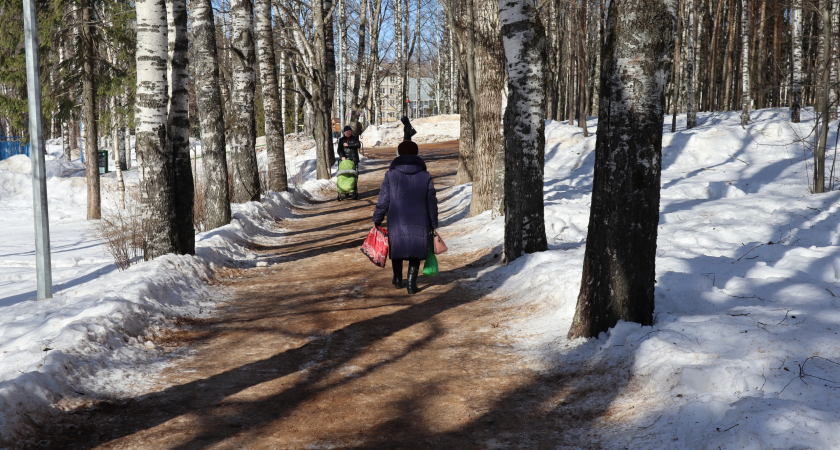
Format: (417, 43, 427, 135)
(98, 150, 109, 174)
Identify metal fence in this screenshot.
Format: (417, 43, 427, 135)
(0, 138, 30, 161)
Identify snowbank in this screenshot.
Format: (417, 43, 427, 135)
(442, 108, 840, 449)
(0, 137, 329, 447)
(361, 114, 460, 147)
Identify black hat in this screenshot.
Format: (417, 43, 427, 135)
(343, 125, 352, 132)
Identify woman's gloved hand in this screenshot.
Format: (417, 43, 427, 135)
(374, 222, 382, 228)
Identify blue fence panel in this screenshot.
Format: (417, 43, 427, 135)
(0, 140, 30, 161)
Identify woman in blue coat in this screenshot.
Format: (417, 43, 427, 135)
(372, 140, 439, 294)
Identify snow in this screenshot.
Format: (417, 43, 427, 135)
(0, 135, 326, 447)
(360, 114, 460, 147)
(440, 107, 840, 449)
(4, 109, 840, 448)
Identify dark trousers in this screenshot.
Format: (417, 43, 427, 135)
(392, 258, 420, 278)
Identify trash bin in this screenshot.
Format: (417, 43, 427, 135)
(98, 150, 109, 174)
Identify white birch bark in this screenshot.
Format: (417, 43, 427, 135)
(230, 0, 261, 201)
(568, 0, 675, 338)
(499, 0, 547, 260)
(256, 0, 289, 192)
(135, 0, 177, 259)
(168, 0, 195, 253)
(829, 0, 839, 121)
(740, 0, 750, 126)
(191, 0, 231, 229)
(792, 0, 803, 122)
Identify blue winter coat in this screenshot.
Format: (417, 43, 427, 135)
(372, 155, 439, 260)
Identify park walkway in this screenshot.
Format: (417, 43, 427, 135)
(42, 141, 616, 449)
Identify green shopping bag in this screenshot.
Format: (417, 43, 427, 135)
(423, 245, 439, 277)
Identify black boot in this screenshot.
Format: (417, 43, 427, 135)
(392, 275, 403, 289)
(406, 264, 419, 295)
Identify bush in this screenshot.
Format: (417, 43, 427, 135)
(90, 191, 145, 270)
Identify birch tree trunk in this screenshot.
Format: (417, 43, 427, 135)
(829, 0, 839, 121)
(578, 0, 589, 136)
(740, 0, 750, 125)
(136, 0, 177, 259)
(500, 0, 547, 262)
(256, 0, 289, 192)
(568, 0, 675, 339)
(814, 0, 832, 193)
(168, 0, 195, 254)
(110, 95, 126, 210)
(82, 0, 100, 220)
(686, 0, 697, 128)
(791, 0, 803, 122)
(191, 0, 232, 229)
(230, 0, 261, 202)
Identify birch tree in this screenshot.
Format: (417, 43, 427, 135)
(135, 0, 177, 259)
(739, 0, 750, 126)
(191, 0, 232, 229)
(830, 0, 838, 121)
(256, 0, 289, 192)
(791, 0, 802, 123)
(499, 0, 547, 263)
(168, 0, 195, 254)
(568, 0, 675, 339)
(229, 0, 261, 202)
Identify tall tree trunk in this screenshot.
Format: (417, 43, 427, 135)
(230, 0, 261, 202)
(771, 7, 782, 108)
(791, 0, 802, 122)
(740, 0, 750, 125)
(708, 0, 724, 111)
(395, 0, 404, 117)
(256, 0, 289, 192)
(814, 0, 832, 193)
(723, 0, 737, 113)
(829, 0, 839, 121)
(568, 0, 675, 339)
(81, 0, 100, 220)
(190, 0, 231, 229)
(110, 94, 126, 210)
(686, 0, 698, 127)
(500, 0, 547, 262)
(578, 0, 589, 136)
(62, 121, 71, 161)
(168, 0, 195, 254)
(136, 0, 177, 259)
(445, 0, 478, 184)
(755, 0, 767, 109)
(671, 0, 684, 131)
(469, 0, 505, 217)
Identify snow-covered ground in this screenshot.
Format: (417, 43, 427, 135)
(4, 109, 840, 448)
(361, 114, 460, 147)
(0, 136, 328, 447)
(442, 108, 840, 449)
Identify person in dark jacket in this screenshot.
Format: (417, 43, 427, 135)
(372, 140, 439, 294)
(336, 125, 361, 164)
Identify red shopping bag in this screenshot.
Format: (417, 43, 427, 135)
(361, 226, 389, 268)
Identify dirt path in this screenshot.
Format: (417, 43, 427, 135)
(42, 142, 615, 450)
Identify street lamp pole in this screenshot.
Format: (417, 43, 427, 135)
(23, 0, 53, 300)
